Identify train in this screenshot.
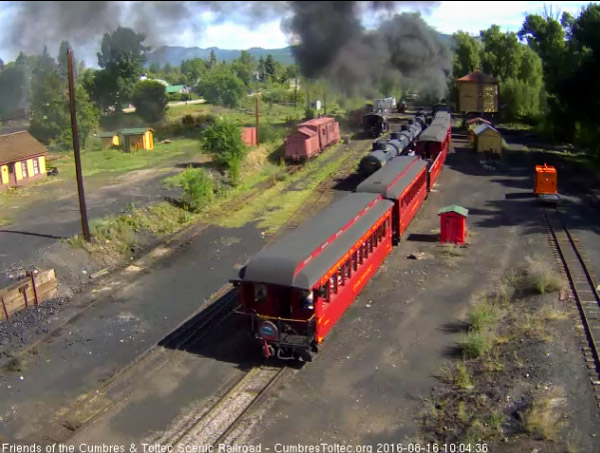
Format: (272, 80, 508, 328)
(358, 111, 428, 176)
(284, 117, 341, 162)
(231, 110, 452, 361)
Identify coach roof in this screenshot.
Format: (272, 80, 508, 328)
(237, 193, 393, 289)
(356, 156, 427, 200)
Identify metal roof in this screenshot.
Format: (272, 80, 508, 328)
(456, 71, 498, 84)
(300, 117, 336, 127)
(0, 131, 48, 166)
(356, 156, 427, 200)
(473, 124, 500, 136)
(438, 205, 469, 217)
(120, 128, 154, 135)
(99, 131, 118, 138)
(238, 193, 393, 289)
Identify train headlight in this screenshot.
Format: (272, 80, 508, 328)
(259, 321, 278, 340)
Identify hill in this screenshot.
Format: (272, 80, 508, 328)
(146, 46, 296, 67)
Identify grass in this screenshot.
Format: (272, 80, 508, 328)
(3, 355, 22, 372)
(513, 303, 568, 341)
(463, 329, 495, 358)
(468, 297, 501, 332)
(521, 255, 565, 294)
(522, 387, 567, 440)
(439, 361, 474, 390)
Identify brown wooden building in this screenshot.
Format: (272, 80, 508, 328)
(457, 71, 498, 114)
(0, 131, 47, 190)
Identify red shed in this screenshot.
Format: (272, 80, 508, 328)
(438, 205, 469, 245)
(241, 127, 257, 147)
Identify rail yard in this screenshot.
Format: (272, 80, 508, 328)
(2, 2, 600, 452)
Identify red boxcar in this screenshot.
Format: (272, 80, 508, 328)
(416, 111, 451, 161)
(355, 156, 428, 243)
(285, 117, 340, 162)
(233, 193, 394, 360)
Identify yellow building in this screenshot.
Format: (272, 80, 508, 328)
(474, 124, 503, 154)
(99, 131, 120, 149)
(0, 131, 47, 190)
(120, 128, 154, 153)
(457, 71, 498, 114)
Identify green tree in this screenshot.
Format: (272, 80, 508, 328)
(131, 80, 168, 122)
(0, 65, 25, 118)
(197, 66, 245, 108)
(57, 40, 75, 79)
(29, 70, 98, 148)
(232, 51, 255, 88)
(148, 62, 161, 74)
(209, 49, 217, 69)
(257, 56, 265, 81)
(264, 54, 276, 82)
(201, 118, 246, 185)
(480, 25, 522, 80)
(452, 31, 481, 77)
(96, 27, 150, 109)
(181, 58, 207, 86)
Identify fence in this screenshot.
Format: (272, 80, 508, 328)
(0, 269, 57, 320)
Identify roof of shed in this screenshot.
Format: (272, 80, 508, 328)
(238, 193, 393, 289)
(166, 85, 186, 93)
(120, 128, 154, 135)
(0, 131, 48, 166)
(356, 156, 427, 200)
(467, 117, 492, 126)
(456, 70, 498, 84)
(438, 205, 469, 217)
(473, 124, 500, 136)
(99, 131, 118, 138)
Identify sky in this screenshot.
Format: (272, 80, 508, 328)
(0, 1, 593, 65)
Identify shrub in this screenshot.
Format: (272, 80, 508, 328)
(463, 330, 495, 358)
(201, 118, 247, 185)
(523, 255, 564, 294)
(258, 122, 284, 144)
(468, 298, 500, 332)
(180, 167, 214, 212)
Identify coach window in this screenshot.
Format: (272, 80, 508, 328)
(345, 260, 351, 278)
(352, 252, 358, 271)
(330, 275, 337, 295)
(338, 267, 344, 286)
(254, 284, 267, 303)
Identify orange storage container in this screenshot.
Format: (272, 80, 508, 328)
(534, 164, 557, 195)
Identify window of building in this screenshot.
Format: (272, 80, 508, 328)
(21, 162, 27, 179)
(33, 158, 39, 175)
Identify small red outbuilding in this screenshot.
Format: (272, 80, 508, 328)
(438, 205, 469, 245)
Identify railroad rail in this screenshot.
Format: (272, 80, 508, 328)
(155, 366, 290, 447)
(545, 208, 600, 386)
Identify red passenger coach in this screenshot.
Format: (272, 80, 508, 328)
(356, 156, 428, 243)
(232, 193, 394, 360)
(285, 117, 340, 162)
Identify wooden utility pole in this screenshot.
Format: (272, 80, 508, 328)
(324, 90, 327, 116)
(294, 78, 298, 111)
(255, 93, 260, 145)
(67, 49, 90, 242)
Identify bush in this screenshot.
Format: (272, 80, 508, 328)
(468, 299, 500, 332)
(305, 107, 316, 119)
(197, 68, 246, 108)
(201, 118, 247, 185)
(463, 330, 495, 358)
(180, 167, 214, 212)
(522, 255, 564, 294)
(258, 122, 284, 144)
(132, 80, 168, 123)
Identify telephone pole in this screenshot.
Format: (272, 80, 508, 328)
(67, 49, 90, 242)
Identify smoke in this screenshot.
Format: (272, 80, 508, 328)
(285, 1, 451, 98)
(2, 1, 449, 97)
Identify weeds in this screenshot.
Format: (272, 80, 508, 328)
(468, 298, 501, 332)
(4, 355, 22, 372)
(439, 361, 474, 390)
(179, 167, 214, 212)
(463, 329, 495, 358)
(522, 387, 567, 440)
(521, 255, 565, 294)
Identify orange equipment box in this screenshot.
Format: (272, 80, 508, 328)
(534, 164, 557, 195)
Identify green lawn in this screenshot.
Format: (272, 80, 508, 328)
(47, 138, 203, 178)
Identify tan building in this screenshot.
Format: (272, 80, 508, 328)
(120, 128, 154, 153)
(0, 131, 47, 190)
(99, 131, 120, 149)
(457, 71, 498, 113)
(474, 124, 502, 154)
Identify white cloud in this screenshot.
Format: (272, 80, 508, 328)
(189, 19, 289, 50)
(426, 1, 590, 35)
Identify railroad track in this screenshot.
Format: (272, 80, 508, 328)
(48, 137, 371, 441)
(154, 365, 290, 447)
(545, 208, 600, 393)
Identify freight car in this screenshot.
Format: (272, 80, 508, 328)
(285, 117, 340, 162)
(233, 156, 435, 361)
